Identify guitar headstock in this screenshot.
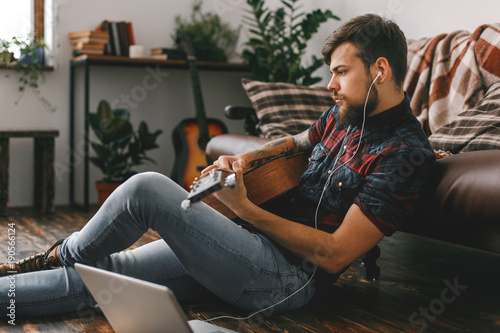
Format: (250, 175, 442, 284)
(181, 170, 236, 211)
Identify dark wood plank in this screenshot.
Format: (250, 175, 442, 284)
(0, 138, 9, 216)
(0, 129, 59, 138)
(34, 137, 56, 213)
(71, 54, 250, 72)
(0, 206, 499, 332)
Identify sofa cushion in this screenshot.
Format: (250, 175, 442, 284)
(241, 78, 333, 139)
(409, 150, 500, 253)
(428, 82, 500, 153)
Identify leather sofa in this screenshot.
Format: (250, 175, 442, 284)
(207, 121, 500, 255)
(206, 24, 500, 256)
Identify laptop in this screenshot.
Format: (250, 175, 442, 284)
(75, 263, 237, 333)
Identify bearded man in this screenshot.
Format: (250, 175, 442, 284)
(1, 14, 434, 319)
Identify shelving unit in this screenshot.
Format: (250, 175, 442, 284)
(69, 55, 249, 210)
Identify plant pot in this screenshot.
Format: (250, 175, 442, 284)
(95, 181, 121, 206)
(19, 47, 45, 66)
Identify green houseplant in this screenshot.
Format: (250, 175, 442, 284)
(89, 100, 163, 205)
(243, 0, 339, 85)
(3, 34, 56, 112)
(174, 0, 239, 62)
(11, 35, 47, 91)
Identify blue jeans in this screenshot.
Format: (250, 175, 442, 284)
(1, 172, 326, 317)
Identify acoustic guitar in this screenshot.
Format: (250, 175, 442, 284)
(181, 154, 308, 220)
(171, 37, 228, 190)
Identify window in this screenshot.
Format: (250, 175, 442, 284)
(0, 0, 47, 58)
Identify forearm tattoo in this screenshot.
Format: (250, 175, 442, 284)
(246, 134, 310, 169)
(294, 132, 312, 153)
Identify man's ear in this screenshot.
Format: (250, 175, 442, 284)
(373, 57, 391, 83)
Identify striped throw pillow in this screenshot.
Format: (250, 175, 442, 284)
(429, 82, 500, 153)
(241, 78, 333, 139)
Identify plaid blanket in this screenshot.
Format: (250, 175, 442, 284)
(429, 82, 500, 153)
(404, 24, 500, 135)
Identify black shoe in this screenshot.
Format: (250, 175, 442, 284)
(0, 239, 64, 276)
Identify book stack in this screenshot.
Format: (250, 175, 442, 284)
(97, 20, 135, 57)
(68, 31, 109, 56)
(150, 48, 186, 60)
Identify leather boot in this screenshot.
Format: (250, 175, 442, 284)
(0, 239, 64, 276)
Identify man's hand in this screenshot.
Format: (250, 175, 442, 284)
(212, 161, 253, 216)
(201, 154, 248, 177)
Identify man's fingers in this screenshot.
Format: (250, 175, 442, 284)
(201, 164, 217, 176)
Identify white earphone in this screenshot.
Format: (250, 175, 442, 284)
(205, 68, 385, 326)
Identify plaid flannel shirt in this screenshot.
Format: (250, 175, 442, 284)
(294, 93, 435, 235)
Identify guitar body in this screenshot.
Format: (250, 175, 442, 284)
(199, 154, 309, 220)
(171, 118, 228, 190)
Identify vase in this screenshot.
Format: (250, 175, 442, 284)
(19, 47, 45, 66)
(95, 181, 121, 206)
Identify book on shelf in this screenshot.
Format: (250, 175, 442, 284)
(72, 42, 105, 54)
(69, 20, 136, 58)
(150, 47, 186, 60)
(68, 30, 109, 56)
(68, 30, 109, 40)
(73, 49, 105, 57)
(68, 31, 109, 45)
(97, 20, 135, 57)
(150, 54, 168, 60)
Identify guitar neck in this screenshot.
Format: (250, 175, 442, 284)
(185, 52, 210, 148)
(185, 154, 309, 220)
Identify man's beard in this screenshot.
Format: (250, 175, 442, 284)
(336, 85, 379, 128)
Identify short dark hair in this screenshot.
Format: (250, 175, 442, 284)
(322, 14, 408, 87)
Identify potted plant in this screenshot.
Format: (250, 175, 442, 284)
(89, 100, 163, 205)
(0, 38, 15, 66)
(242, 0, 339, 85)
(3, 34, 56, 112)
(11, 35, 47, 91)
(174, 0, 239, 62)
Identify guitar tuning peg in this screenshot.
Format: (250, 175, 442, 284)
(181, 199, 191, 211)
(225, 173, 236, 188)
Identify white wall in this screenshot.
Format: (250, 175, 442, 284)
(1, 0, 498, 206)
(1, 0, 252, 207)
(307, 0, 500, 85)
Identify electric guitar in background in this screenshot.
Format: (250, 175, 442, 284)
(171, 37, 228, 190)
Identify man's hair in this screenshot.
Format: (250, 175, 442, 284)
(322, 14, 408, 88)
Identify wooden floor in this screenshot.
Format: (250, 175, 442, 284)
(1, 206, 499, 332)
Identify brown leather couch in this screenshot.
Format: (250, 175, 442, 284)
(206, 111, 500, 255)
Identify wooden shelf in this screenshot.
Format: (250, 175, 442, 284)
(71, 54, 250, 72)
(0, 64, 54, 71)
(69, 53, 250, 211)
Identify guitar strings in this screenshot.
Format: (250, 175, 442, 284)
(204, 75, 377, 324)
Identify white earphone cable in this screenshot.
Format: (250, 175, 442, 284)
(205, 72, 380, 324)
